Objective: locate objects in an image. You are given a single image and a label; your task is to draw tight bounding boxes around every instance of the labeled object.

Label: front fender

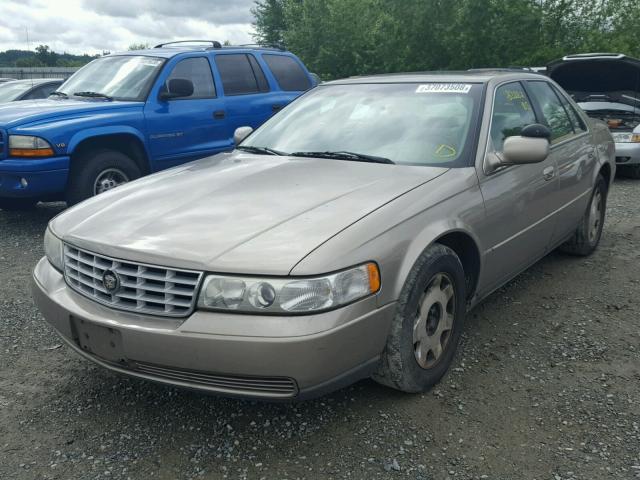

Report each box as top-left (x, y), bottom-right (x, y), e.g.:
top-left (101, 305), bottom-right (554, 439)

top-left (290, 168), bottom-right (487, 307)
top-left (67, 126), bottom-right (148, 155)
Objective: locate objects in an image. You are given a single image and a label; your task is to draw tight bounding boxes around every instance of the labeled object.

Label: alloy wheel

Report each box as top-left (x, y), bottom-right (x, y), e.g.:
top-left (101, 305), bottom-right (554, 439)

top-left (93, 168), bottom-right (130, 195)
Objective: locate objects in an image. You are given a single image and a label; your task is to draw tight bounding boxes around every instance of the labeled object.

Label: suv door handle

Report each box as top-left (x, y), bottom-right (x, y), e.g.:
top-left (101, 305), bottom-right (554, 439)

top-left (272, 104), bottom-right (283, 112)
top-left (543, 166), bottom-right (555, 181)
top-left (213, 110), bottom-right (226, 119)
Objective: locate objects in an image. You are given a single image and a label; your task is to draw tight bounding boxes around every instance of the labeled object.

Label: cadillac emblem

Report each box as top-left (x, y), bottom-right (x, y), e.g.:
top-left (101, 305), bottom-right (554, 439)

top-left (102, 270), bottom-right (120, 293)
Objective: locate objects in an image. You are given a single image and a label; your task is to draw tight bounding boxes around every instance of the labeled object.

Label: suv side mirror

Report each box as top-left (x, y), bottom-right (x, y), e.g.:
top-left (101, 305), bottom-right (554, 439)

top-left (159, 78), bottom-right (194, 100)
top-left (234, 126), bottom-right (253, 145)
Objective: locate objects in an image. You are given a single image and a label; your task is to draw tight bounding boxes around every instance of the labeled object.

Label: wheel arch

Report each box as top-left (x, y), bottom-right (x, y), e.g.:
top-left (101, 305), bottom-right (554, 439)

top-left (433, 230), bottom-right (482, 301)
top-left (68, 128), bottom-right (150, 175)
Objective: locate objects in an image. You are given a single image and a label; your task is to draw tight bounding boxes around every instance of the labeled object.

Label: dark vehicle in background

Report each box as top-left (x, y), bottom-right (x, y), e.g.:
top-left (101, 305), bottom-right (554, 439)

top-left (548, 53), bottom-right (640, 178)
top-left (0, 79), bottom-right (64, 103)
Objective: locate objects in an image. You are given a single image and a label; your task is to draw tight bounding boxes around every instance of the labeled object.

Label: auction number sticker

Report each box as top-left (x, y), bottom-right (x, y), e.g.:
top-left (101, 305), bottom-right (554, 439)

top-left (416, 83), bottom-right (472, 94)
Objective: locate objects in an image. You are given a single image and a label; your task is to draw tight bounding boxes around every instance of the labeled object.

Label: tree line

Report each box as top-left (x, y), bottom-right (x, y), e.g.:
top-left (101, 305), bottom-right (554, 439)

top-left (0, 45), bottom-right (99, 68)
top-left (252, 0), bottom-right (640, 79)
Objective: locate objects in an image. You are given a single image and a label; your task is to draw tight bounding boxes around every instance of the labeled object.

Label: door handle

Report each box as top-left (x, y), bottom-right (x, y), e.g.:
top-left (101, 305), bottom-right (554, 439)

top-left (272, 104), bottom-right (283, 112)
top-left (543, 166), bottom-right (555, 181)
top-left (213, 110), bottom-right (226, 119)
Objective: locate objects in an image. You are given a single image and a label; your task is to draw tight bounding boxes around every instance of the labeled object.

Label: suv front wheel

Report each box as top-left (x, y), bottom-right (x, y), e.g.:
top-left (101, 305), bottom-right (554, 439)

top-left (66, 149), bottom-right (141, 206)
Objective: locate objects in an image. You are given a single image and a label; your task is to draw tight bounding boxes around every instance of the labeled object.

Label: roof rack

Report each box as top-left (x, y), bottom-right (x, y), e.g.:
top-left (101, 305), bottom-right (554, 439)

top-left (154, 40), bottom-right (222, 49)
top-left (234, 43), bottom-right (285, 51)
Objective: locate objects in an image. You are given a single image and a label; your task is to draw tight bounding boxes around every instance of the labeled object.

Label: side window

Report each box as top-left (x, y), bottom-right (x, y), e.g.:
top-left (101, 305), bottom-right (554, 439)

top-left (247, 55), bottom-right (270, 92)
top-left (490, 82), bottom-right (536, 151)
top-left (23, 83), bottom-right (58, 100)
top-left (166, 57), bottom-right (216, 99)
top-left (553, 85), bottom-right (587, 133)
top-left (215, 54), bottom-right (262, 95)
top-left (526, 81), bottom-right (575, 142)
top-left (262, 54), bottom-right (311, 91)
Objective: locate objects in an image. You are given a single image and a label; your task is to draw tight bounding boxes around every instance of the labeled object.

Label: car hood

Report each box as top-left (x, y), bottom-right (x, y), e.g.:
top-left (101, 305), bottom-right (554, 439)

top-left (547, 54), bottom-right (640, 106)
top-left (0, 98), bottom-right (142, 127)
top-left (51, 152), bottom-right (447, 275)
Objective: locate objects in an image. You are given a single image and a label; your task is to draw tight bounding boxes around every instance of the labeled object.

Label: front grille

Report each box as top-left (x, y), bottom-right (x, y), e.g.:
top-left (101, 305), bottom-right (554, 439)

top-left (134, 361), bottom-right (298, 397)
top-left (64, 245), bottom-right (202, 317)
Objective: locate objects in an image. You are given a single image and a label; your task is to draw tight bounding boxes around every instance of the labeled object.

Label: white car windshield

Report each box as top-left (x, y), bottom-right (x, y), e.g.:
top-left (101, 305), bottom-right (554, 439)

top-left (243, 82), bottom-right (483, 166)
top-left (58, 55), bottom-right (165, 101)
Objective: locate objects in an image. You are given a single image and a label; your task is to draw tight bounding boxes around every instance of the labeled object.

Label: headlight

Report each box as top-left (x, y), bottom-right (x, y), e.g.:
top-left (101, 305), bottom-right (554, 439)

top-left (9, 135), bottom-right (55, 157)
top-left (44, 227), bottom-right (64, 271)
top-left (198, 263), bottom-right (381, 314)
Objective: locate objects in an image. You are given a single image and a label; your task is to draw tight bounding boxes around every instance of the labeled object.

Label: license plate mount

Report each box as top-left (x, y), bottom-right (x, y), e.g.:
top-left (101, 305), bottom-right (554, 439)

top-left (71, 317), bottom-right (126, 364)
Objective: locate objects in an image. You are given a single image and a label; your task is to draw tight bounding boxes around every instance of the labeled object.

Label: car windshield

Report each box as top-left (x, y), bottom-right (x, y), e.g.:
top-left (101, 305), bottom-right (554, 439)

top-left (57, 55), bottom-right (165, 101)
top-left (0, 82), bottom-right (33, 103)
top-left (243, 82), bottom-right (483, 166)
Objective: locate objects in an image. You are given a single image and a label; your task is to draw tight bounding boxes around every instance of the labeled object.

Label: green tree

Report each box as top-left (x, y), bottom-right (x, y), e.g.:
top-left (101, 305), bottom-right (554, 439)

top-left (128, 43), bottom-right (150, 50)
top-left (252, 0), bottom-right (287, 47)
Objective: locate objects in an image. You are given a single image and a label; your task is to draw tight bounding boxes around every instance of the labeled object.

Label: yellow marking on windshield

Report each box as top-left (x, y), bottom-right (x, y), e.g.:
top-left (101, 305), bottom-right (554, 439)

top-left (434, 144), bottom-right (457, 158)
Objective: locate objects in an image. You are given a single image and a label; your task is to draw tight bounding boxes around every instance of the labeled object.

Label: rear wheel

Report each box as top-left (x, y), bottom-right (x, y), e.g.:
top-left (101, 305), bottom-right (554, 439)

top-left (373, 244), bottom-right (466, 393)
top-left (66, 149), bottom-right (141, 206)
top-left (0, 198), bottom-right (38, 211)
top-left (560, 174), bottom-right (607, 256)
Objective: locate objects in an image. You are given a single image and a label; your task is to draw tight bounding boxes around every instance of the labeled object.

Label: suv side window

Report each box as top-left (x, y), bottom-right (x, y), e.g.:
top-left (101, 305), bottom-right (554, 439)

top-left (526, 81), bottom-right (575, 143)
top-left (490, 82), bottom-right (536, 151)
top-left (215, 54), bottom-right (269, 95)
top-left (166, 57), bottom-right (216, 99)
top-left (262, 54), bottom-right (311, 91)
top-left (552, 85), bottom-right (587, 133)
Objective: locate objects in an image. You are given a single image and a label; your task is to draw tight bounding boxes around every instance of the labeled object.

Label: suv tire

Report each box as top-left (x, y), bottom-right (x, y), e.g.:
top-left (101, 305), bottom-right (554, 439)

top-left (373, 244), bottom-right (466, 393)
top-left (560, 174), bottom-right (607, 256)
top-left (66, 149), bottom-right (141, 206)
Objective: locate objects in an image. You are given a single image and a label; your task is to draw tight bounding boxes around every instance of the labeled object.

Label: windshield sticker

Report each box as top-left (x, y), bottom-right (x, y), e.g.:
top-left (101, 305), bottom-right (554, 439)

top-left (434, 144), bottom-right (457, 157)
top-left (416, 84), bottom-right (472, 94)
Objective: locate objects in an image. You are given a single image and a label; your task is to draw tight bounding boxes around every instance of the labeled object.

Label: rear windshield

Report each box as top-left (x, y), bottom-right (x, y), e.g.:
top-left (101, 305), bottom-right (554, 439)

top-left (244, 82), bottom-right (483, 167)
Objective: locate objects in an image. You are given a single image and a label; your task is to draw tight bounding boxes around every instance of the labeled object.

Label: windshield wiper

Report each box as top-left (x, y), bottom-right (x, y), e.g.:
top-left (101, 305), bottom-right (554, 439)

top-left (49, 91), bottom-right (68, 98)
top-left (73, 91), bottom-right (113, 101)
top-left (289, 150), bottom-right (395, 164)
top-left (236, 145), bottom-right (287, 156)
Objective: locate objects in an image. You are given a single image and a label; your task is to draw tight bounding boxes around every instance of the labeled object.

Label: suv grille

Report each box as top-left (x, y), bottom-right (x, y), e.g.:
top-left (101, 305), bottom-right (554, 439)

top-left (64, 245), bottom-right (202, 317)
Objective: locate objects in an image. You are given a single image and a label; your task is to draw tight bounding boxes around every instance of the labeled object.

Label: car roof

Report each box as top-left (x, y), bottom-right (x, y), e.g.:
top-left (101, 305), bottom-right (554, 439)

top-left (324, 70), bottom-right (546, 85)
top-left (115, 44), bottom-right (292, 59)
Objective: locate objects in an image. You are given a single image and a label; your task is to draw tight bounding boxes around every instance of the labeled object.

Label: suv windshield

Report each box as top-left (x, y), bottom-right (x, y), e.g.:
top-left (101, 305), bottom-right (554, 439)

top-left (243, 82), bottom-right (483, 166)
top-left (57, 55), bottom-right (165, 101)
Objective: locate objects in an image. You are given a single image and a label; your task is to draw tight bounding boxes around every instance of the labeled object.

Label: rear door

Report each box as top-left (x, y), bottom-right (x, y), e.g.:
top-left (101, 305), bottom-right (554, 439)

top-left (144, 56), bottom-right (228, 170)
top-left (524, 80), bottom-right (597, 244)
top-left (213, 53), bottom-right (275, 139)
top-left (477, 81), bottom-right (559, 291)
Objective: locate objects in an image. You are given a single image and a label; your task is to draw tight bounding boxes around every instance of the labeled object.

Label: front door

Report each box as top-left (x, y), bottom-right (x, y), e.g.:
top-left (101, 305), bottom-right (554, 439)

top-left (477, 81), bottom-right (559, 293)
top-left (144, 56), bottom-right (229, 171)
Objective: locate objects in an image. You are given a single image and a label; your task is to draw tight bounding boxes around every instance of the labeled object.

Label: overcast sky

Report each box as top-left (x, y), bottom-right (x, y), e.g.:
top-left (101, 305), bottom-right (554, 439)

top-left (0, 0), bottom-right (255, 55)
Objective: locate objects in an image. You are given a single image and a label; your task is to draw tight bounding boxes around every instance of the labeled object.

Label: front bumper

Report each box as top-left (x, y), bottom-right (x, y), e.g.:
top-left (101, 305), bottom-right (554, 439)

top-left (32, 257), bottom-right (395, 400)
top-left (615, 142), bottom-right (640, 165)
top-left (0, 156), bottom-right (69, 199)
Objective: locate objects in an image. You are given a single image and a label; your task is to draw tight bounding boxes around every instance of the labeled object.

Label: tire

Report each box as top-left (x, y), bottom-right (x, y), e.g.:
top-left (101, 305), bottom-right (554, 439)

top-left (0, 198), bottom-right (38, 211)
top-left (560, 174), bottom-right (607, 256)
top-left (373, 244), bottom-right (466, 393)
top-left (66, 149), bottom-right (141, 206)
top-left (617, 164), bottom-right (640, 179)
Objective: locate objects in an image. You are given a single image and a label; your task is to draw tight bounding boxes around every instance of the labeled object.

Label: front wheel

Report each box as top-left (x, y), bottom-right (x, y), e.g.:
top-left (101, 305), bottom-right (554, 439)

top-left (560, 174), bottom-right (607, 256)
top-left (373, 244), bottom-right (466, 393)
top-left (66, 149), bottom-right (141, 206)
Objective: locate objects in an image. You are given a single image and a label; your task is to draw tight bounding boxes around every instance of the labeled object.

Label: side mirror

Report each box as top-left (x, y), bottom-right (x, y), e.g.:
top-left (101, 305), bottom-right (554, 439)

top-left (159, 78), bottom-right (194, 100)
top-left (234, 126), bottom-right (254, 145)
top-left (486, 123), bottom-right (551, 172)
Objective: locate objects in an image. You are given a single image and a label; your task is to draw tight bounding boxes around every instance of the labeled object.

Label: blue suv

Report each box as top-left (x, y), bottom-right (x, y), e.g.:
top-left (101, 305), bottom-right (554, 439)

top-left (0, 41), bottom-right (315, 209)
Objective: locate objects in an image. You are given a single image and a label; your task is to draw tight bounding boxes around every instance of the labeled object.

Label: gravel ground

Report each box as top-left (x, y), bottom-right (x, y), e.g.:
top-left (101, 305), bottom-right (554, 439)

top-left (1, 179), bottom-right (639, 480)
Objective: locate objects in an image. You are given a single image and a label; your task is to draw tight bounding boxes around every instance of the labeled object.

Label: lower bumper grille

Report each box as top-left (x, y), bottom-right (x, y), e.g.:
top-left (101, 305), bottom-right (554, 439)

top-left (133, 361), bottom-right (298, 398)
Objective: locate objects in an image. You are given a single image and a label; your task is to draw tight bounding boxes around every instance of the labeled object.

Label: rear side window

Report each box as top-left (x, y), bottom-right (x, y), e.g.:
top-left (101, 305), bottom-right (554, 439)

top-left (263, 54), bottom-right (311, 91)
top-left (552, 85), bottom-right (587, 133)
top-left (490, 82), bottom-right (536, 151)
top-left (24, 83), bottom-right (59, 100)
top-left (166, 57), bottom-right (216, 99)
top-left (216, 54), bottom-right (269, 95)
top-left (526, 81), bottom-right (575, 143)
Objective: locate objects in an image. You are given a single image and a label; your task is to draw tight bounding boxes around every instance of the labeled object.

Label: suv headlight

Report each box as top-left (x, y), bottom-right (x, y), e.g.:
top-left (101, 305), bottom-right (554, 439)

top-left (198, 263), bottom-right (381, 314)
top-left (9, 135), bottom-right (55, 157)
top-left (44, 227), bottom-right (64, 271)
